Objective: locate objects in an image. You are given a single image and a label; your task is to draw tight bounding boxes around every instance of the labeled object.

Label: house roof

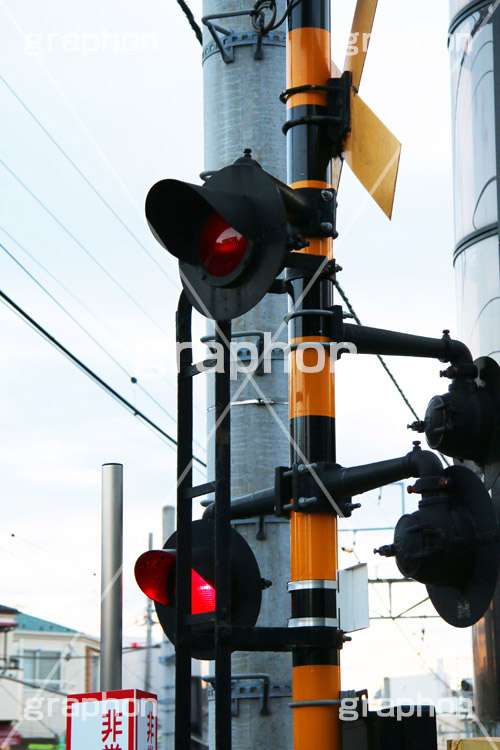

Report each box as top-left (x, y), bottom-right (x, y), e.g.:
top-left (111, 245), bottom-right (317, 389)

top-left (0, 605), bottom-right (19, 615)
top-left (16, 613), bottom-right (76, 633)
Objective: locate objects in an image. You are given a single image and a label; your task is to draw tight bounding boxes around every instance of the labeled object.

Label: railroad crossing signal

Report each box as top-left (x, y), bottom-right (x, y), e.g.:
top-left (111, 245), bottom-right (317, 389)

top-left (134, 519), bottom-right (264, 659)
top-left (146, 156), bottom-right (289, 320)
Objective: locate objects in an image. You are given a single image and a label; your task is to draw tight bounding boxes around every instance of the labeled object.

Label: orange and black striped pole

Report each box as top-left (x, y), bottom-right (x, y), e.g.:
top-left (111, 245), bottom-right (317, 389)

top-left (285, 2), bottom-right (341, 750)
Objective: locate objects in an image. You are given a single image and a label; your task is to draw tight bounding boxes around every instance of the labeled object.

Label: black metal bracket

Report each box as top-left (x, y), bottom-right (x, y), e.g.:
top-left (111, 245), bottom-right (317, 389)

top-left (187, 625), bottom-right (346, 653)
top-left (274, 462), bottom-right (359, 518)
top-left (280, 72), bottom-right (352, 159)
top-left (202, 4), bottom-right (281, 63)
top-left (285, 304), bottom-right (344, 342)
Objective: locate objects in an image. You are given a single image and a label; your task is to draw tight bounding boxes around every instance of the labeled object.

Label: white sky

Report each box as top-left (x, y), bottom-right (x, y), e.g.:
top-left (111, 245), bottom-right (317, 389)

top-left (0, 0), bottom-right (473, 697)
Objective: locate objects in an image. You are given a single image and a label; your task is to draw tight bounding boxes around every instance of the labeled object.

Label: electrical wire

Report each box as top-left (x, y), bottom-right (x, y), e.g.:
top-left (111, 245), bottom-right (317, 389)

top-left (175, 0), bottom-right (203, 44)
top-left (334, 279), bottom-right (420, 421)
top-left (0, 287), bottom-right (207, 468)
top-left (0, 157), bottom-right (172, 341)
top-left (0, 235), bottom-right (207, 457)
top-left (0, 73), bottom-right (180, 293)
top-left (335, 280), bottom-right (452, 467)
top-left (0, 223), bottom-right (207, 423)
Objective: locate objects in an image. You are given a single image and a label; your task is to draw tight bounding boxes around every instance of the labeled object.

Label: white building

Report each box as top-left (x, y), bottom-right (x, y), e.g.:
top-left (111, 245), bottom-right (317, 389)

top-left (0, 605), bottom-right (164, 749)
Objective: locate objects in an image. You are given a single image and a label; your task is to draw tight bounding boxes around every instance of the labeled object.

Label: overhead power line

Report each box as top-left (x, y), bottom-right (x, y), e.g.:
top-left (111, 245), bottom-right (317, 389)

top-left (0, 287), bottom-right (206, 468)
top-left (176, 0), bottom-right (203, 44)
top-left (335, 280), bottom-right (450, 466)
top-left (0, 235), bottom-right (206, 457)
top-left (0, 157), bottom-right (172, 341)
top-left (0, 73), bottom-right (180, 293)
top-left (334, 280), bottom-right (420, 420)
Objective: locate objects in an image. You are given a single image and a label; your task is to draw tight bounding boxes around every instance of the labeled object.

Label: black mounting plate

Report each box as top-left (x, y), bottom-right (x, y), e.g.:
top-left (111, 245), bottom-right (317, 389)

top-left (426, 465), bottom-right (500, 627)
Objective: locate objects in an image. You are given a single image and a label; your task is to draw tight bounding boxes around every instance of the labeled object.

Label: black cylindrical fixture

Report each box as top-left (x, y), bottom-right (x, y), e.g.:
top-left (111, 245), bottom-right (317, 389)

top-left (342, 323), bottom-right (473, 365)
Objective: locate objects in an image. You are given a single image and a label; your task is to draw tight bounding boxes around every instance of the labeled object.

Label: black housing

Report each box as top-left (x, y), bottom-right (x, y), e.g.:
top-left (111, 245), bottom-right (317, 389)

top-left (155, 519), bottom-right (263, 659)
top-left (423, 356), bottom-right (500, 489)
top-left (145, 162), bottom-right (288, 320)
top-left (391, 465), bottom-right (500, 627)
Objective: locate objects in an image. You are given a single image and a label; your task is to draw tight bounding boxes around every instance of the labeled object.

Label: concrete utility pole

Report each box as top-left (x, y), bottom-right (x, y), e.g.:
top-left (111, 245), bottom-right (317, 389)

top-left (100, 463), bottom-right (123, 692)
top-left (448, 0), bottom-right (500, 735)
top-left (202, 1), bottom-right (292, 747)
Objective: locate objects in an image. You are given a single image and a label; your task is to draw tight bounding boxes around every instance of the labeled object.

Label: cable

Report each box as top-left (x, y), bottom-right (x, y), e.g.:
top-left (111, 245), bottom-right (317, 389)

top-left (334, 280), bottom-right (420, 420)
top-left (254, 0), bottom-right (302, 33)
top-left (335, 280), bottom-right (452, 467)
top-left (0, 157), bottom-right (172, 341)
top-left (0, 235), bottom-right (206, 457)
top-left (0, 224), bottom-right (207, 426)
top-left (0, 287), bottom-right (206, 468)
top-left (176, 0), bottom-right (203, 44)
top-left (0, 673), bottom-right (67, 697)
top-left (0, 73), bottom-right (180, 293)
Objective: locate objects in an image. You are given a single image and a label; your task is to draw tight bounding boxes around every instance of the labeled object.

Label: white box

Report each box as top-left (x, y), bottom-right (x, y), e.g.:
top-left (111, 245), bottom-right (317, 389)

top-left (337, 563), bottom-right (369, 632)
top-left (66, 689), bottom-right (157, 750)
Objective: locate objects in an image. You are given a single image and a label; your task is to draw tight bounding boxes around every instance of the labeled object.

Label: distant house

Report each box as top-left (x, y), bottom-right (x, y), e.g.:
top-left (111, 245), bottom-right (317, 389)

top-left (5, 607), bottom-right (100, 749)
top-left (0, 605), bottom-right (204, 749)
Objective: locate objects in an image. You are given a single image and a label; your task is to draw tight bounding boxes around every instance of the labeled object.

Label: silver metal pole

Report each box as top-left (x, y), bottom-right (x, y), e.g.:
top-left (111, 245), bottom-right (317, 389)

top-left (100, 462), bottom-right (123, 692)
top-left (145, 531), bottom-right (154, 692)
top-left (449, 2), bottom-right (500, 732)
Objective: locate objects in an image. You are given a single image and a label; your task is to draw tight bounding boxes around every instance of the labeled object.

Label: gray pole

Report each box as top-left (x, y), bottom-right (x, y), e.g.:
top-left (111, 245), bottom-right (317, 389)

top-left (145, 531), bottom-right (154, 693)
top-left (448, 2), bottom-right (500, 733)
top-left (100, 463), bottom-right (123, 692)
top-left (202, 2), bottom-right (292, 747)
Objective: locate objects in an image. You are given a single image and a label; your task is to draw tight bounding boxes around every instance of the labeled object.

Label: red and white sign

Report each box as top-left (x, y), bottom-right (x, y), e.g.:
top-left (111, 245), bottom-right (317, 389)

top-left (66, 689), bottom-right (157, 750)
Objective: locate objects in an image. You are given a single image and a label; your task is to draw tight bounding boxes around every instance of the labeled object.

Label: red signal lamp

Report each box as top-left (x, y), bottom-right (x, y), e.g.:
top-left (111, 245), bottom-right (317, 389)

top-left (134, 519), bottom-right (264, 659)
top-left (145, 160), bottom-right (288, 320)
top-left (199, 213), bottom-right (248, 278)
top-left (134, 550), bottom-right (215, 614)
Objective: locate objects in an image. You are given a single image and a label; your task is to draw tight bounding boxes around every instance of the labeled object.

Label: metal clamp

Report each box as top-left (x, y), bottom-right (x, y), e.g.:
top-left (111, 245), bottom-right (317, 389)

top-left (288, 617), bottom-right (339, 628)
top-left (203, 29), bottom-right (285, 63)
top-left (281, 73), bottom-right (352, 158)
top-left (203, 673), bottom-right (290, 716)
top-left (290, 699), bottom-right (342, 708)
top-left (287, 580), bottom-right (337, 592)
top-left (202, 330), bottom-right (267, 374)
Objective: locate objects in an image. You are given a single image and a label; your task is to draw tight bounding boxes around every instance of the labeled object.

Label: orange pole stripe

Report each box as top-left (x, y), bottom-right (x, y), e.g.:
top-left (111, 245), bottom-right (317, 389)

top-left (291, 180), bottom-right (332, 190)
top-left (289, 348), bottom-right (335, 419)
top-left (292, 665), bottom-right (341, 750)
top-left (287, 28), bottom-right (331, 108)
top-left (291, 511), bottom-right (338, 580)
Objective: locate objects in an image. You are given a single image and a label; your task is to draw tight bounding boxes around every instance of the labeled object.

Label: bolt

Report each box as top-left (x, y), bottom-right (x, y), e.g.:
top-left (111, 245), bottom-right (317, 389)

top-left (374, 544), bottom-right (396, 557)
top-left (407, 485), bottom-right (417, 494)
top-left (321, 189), bottom-right (334, 201)
top-left (320, 222), bottom-right (333, 234)
top-left (440, 478), bottom-right (451, 489)
top-left (244, 148), bottom-right (252, 157)
top-left (131, 376), bottom-right (137, 384)
top-left (443, 329), bottom-right (450, 337)
top-left (334, 264), bottom-right (343, 273)
top-left (413, 440), bottom-right (421, 449)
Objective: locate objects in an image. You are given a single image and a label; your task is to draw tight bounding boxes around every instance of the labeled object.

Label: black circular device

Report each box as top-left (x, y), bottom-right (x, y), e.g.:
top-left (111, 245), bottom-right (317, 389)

top-left (145, 162), bottom-right (288, 321)
top-left (425, 465), bottom-right (500, 627)
top-left (154, 519), bottom-right (263, 659)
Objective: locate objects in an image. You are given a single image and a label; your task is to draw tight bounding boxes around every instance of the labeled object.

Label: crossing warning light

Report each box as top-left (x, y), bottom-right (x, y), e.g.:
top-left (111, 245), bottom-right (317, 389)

top-left (145, 156), bottom-right (288, 320)
top-left (134, 520), bottom-right (264, 658)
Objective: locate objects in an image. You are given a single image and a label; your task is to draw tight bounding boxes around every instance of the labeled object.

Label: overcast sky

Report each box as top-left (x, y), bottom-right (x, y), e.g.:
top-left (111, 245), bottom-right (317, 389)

top-left (0, 0), bottom-right (472, 696)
